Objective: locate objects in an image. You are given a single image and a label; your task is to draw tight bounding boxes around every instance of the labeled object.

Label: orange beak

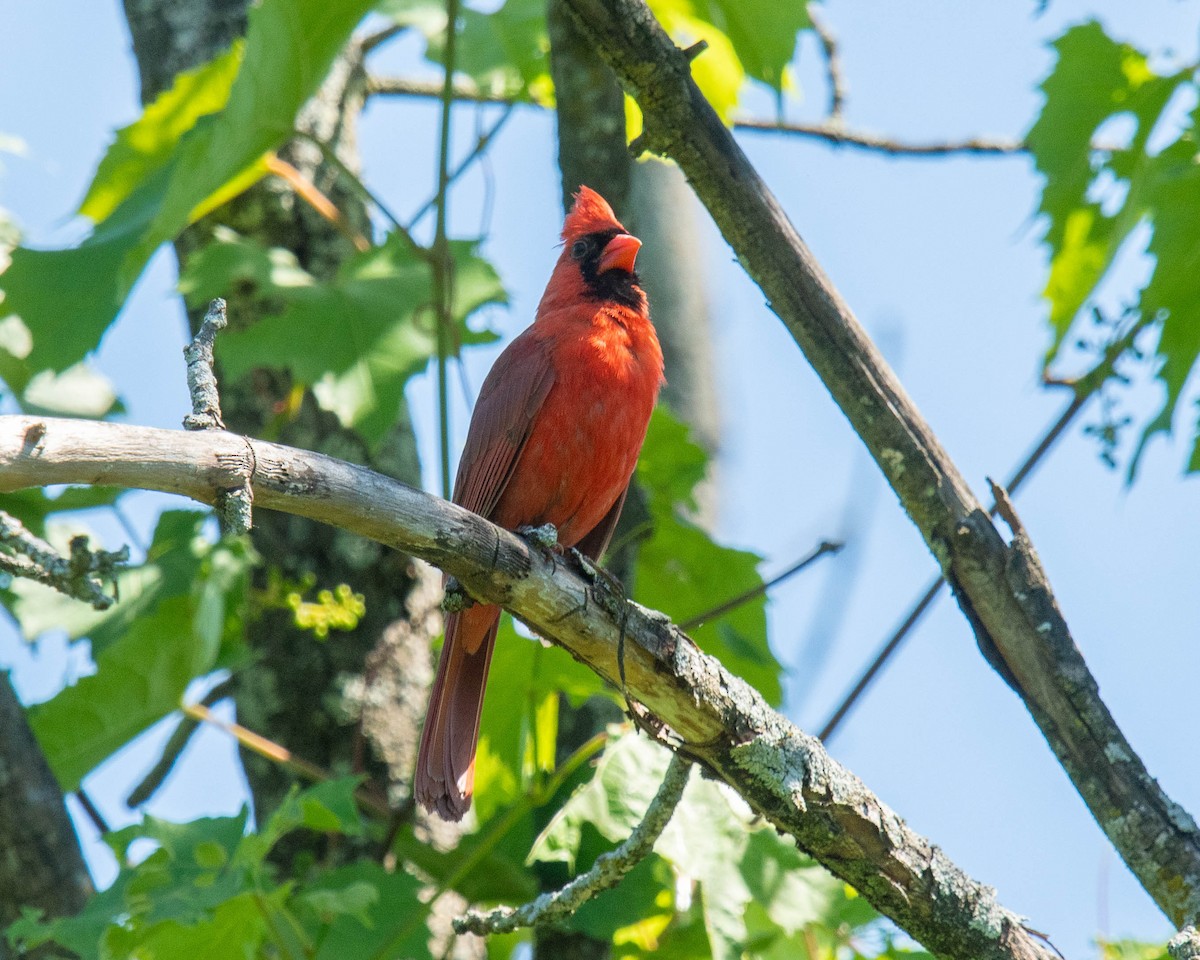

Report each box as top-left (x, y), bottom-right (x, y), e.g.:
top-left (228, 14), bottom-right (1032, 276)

top-left (597, 233), bottom-right (641, 274)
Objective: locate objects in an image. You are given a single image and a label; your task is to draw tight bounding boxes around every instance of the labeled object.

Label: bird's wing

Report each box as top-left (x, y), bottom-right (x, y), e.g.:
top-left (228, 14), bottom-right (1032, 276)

top-left (453, 328), bottom-right (556, 520)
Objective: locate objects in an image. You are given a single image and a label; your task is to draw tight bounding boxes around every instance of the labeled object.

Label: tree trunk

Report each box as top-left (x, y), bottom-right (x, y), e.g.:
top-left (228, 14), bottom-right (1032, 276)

top-left (120, 0), bottom-right (432, 844)
top-left (0, 673), bottom-right (91, 959)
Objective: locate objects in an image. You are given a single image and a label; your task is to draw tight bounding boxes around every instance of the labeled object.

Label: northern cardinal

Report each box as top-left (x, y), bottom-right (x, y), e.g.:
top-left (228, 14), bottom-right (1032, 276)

top-left (415, 186), bottom-right (664, 820)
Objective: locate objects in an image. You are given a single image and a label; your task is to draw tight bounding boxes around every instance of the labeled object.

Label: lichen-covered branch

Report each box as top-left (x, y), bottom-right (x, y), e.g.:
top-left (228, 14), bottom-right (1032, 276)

top-left (0, 508), bottom-right (125, 609)
top-left (455, 753), bottom-right (692, 935)
top-left (0, 414), bottom-right (1059, 959)
top-left (558, 0), bottom-right (1200, 928)
top-left (182, 298), bottom-right (228, 432)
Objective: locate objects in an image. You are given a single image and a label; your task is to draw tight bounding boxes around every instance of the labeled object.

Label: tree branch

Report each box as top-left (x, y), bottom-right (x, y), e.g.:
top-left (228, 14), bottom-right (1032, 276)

top-left (0, 414), bottom-right (1057, 959)
top-left (455, 753), bottom-right (692, 935)
top-left (0, 508), bottom-right (126, 609)
top-left (365, 74), bottom-right (1026, 157)
top-left (559, 0), bottom-right (1200, 929)
top-left (807, 4), bottom-right (846, 121)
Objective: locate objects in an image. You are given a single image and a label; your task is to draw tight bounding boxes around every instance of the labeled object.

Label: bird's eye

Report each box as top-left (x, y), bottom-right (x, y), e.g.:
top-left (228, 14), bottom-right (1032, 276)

top-left (570, 239), bottom-right (589, 260)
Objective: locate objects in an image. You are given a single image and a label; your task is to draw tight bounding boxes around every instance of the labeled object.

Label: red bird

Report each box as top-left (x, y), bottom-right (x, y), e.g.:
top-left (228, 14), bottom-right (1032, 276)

top-left (415, 186), bottom-right (664, 821)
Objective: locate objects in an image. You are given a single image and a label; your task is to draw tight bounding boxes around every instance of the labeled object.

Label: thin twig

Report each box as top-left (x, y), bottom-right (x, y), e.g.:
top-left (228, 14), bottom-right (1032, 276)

top-left (368, 74), bottom-right (517, 104)
top-left (182, 702), bottom-right (394, 820)
top-left (125, 678), bottom-right (235, 808)
top-left (807, 5), bottom-right (846, 120)
top-left (679, 539), bottom-right (841, 630)
top-left (406, 104), bottom-right (517, 231)
top-left (454, 753), bottom-right (692, 935)
top-left (75, 788), bottom-right (110, 836)
top-left (366, 74), bottom-right (1026, 156)
top-left (818, 320), bottom-right (1144, 742)
top-left (0, 509), bottom-right (125, 609)
top-left (265, 154), bottom-right (371, 252)
top-left (733, 119), bottom-right (1024, 155)
top-left (294, 131), bottom-right (428, 258)
top-left (359, 23), bottom-right (406, 56)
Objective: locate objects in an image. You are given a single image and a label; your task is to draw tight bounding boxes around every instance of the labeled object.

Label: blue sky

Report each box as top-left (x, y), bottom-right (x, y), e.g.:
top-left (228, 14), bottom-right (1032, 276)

top-left (3, 1), bottom-right (1200, 957)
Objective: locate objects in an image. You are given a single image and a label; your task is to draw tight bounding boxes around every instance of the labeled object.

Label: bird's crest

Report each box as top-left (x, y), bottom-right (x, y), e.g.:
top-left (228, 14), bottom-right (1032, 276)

top-left (563, 185), bottom-right (625, 240)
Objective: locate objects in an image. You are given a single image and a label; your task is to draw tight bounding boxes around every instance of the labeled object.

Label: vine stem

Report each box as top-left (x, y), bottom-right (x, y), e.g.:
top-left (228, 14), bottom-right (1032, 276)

top-left (432, 0), bottom-right (462, 499)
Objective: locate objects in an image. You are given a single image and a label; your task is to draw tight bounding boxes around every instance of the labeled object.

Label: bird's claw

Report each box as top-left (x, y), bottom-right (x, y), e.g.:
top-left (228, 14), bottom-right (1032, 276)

top-left (518, 523), bottom-right (560, 551)
top-left (441, 576), bottom-right (475, 613)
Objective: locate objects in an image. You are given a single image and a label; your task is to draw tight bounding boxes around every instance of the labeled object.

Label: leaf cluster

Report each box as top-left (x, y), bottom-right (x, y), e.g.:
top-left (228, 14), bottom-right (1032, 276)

top-left (1030, 20), bottom-right (1200, 474)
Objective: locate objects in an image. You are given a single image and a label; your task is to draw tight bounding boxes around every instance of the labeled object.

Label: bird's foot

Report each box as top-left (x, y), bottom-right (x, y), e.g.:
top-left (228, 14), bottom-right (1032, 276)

top-left (441, 576), bottom-right (475, 613)
top-left (568, 548), bottom-right (625, 619)
top-left (518, 522), bottom-right (561, 551)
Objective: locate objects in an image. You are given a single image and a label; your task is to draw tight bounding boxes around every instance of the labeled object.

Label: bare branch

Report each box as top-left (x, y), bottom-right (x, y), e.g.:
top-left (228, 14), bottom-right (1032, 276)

top-left (0, 414), bottom-right (1060, 959)
top-left (125, 678), bottom-right (235, 808)
top-left (0, 508), bottom-right (125, 609)
top-left (733, 118), bottom-right (1025, 155)
top-left (455, 753), bottom-right (692, 935)
top-left (559, 0), bottom-right (1200, 929)
top-left (366, 74), bottom-right (1026, 157)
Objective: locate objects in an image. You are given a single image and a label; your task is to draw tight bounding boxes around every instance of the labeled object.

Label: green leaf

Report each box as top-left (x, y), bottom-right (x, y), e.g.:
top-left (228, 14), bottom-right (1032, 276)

top-left (1130, 129), bottom-right (1200, 474)
top-left (195, 231), bottom-right (504, 448)
top-left (79, 44), bottom-right (244, 223)
top-left (303, 863), bottom-right (429, 960)
top-left (300, 882), bottom-right (378, 926)
top-left (458, 0), bottom-right (553, 102)
top-left (693, 0), bottom-right (809, 93)
top-left (18, 511), bottom-right (253, 789)
top-left (1098, 939), bottom-right (1170, 960)
top-left (28, 595), bottom-right (208, 790)
top-left (635, 408), bottom-right (782, 704)
top-left (254, 777), bottom-right (366, 856)
top-left (647, 0), bottom-right (745, 122)
top-left (387, 0), bottom-right (553, 104)
top-left (532, 730), bottom-right (846, 960)
top-left (119, 892), bottom-right (272, 960)
top-left (12, 510), bottom-right (212, 653)
top-left (473, 615), bottom-right (608, 822)
top-left (9, 794), bottom-right (408, 960)
top-left (0, 486), bottom-right (123, 539)
top-left (1027, 21), bottom-right (1184, 356)
top-left (0, 0), bottom-right (377, 373)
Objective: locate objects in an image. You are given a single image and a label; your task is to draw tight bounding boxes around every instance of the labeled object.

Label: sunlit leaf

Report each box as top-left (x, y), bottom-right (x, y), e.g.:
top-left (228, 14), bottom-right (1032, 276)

top-left (647, 0), bottom-right (744, 122)
top-left (1131, 128), bottom-right (1200, 474)
top-left (0, 0), bottom-right (377, 372)
top-left (1027, 20), bottom-right (1184, 355)
top-left (691, 0), bottom-right (809, 93)
top-left (79, 45), bottom-right (244, 223)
